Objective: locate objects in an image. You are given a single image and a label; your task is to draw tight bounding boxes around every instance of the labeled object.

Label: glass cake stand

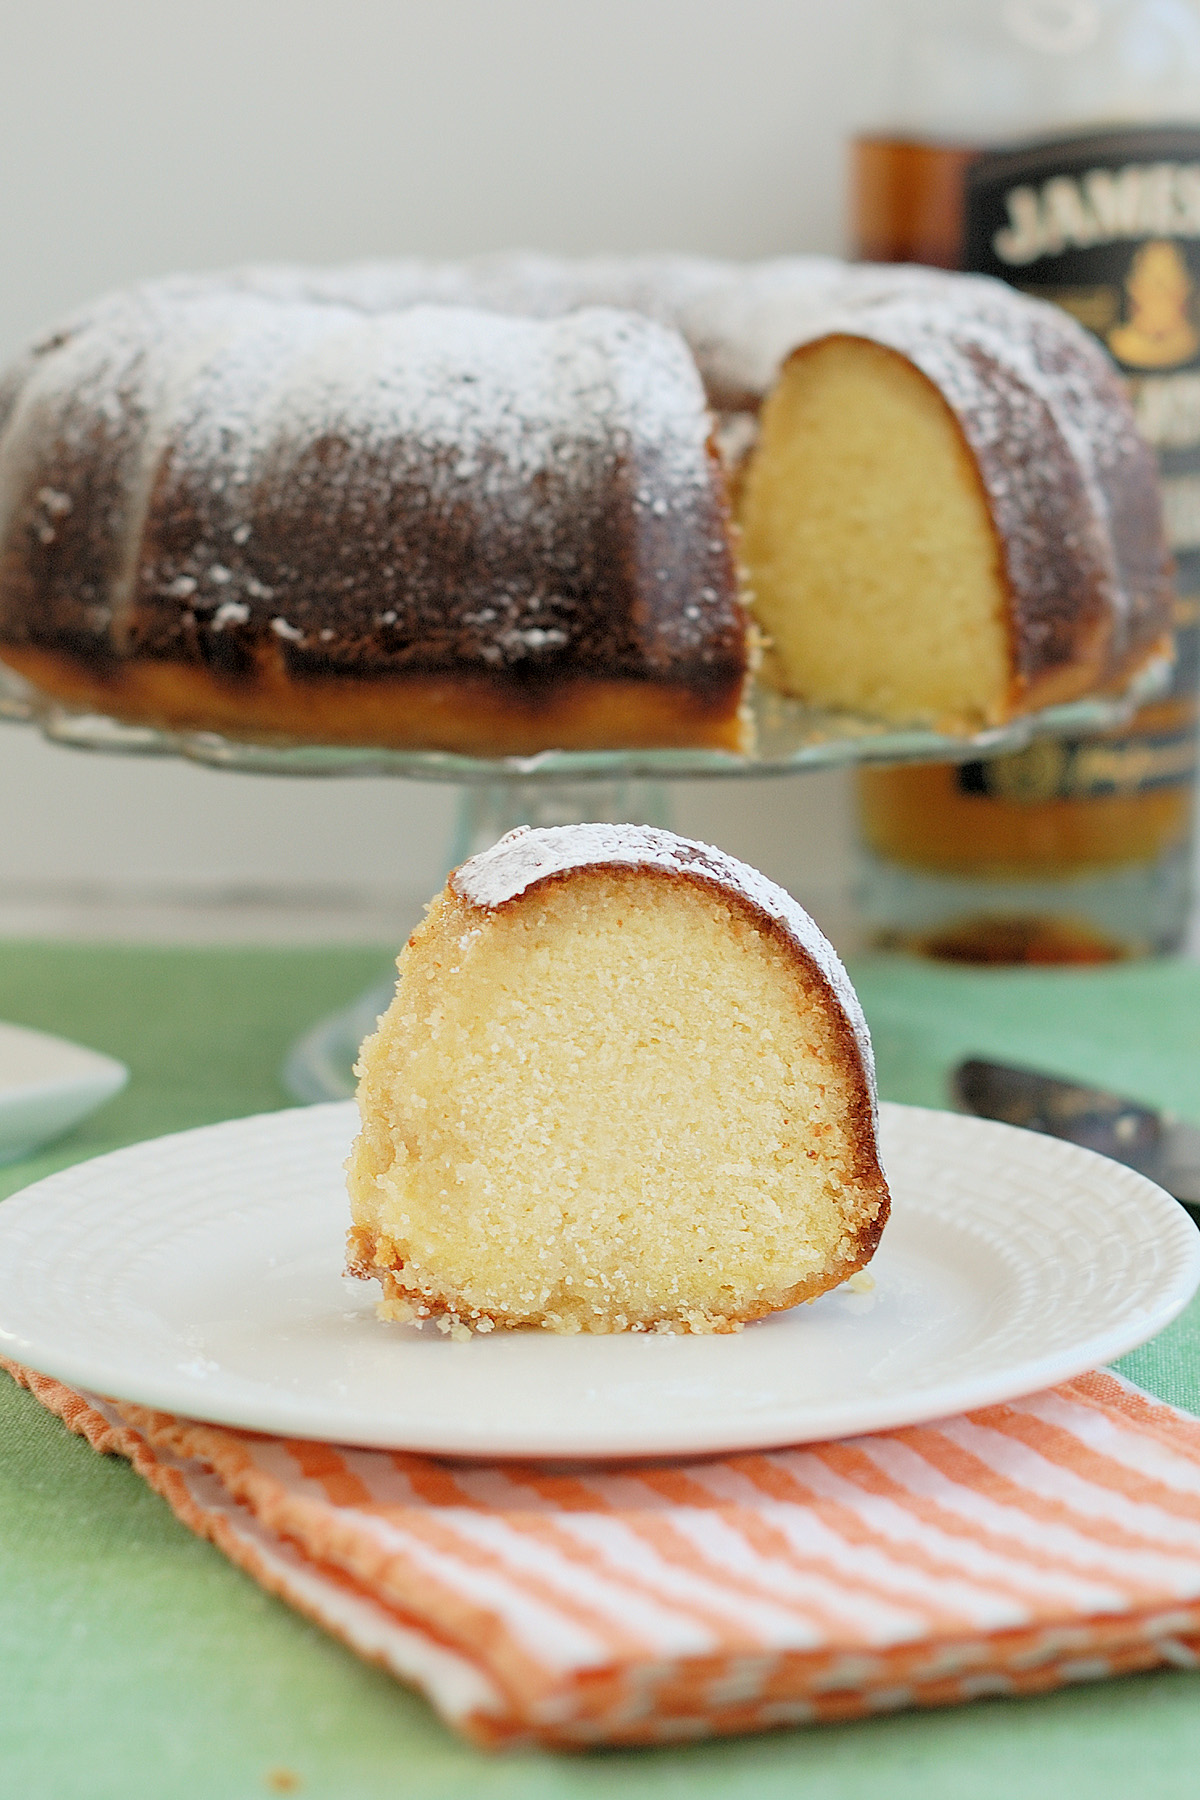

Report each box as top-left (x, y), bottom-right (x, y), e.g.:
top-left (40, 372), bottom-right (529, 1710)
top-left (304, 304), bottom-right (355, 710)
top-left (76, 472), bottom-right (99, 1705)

top-left (0, 657), bottom-right (1170, 1099)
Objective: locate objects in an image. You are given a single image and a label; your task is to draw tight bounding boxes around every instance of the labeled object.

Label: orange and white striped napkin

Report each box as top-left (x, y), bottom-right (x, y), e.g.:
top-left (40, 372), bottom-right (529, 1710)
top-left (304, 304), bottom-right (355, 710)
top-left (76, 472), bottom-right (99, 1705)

top-left (7, 1359), bottom-right (1200, 1748)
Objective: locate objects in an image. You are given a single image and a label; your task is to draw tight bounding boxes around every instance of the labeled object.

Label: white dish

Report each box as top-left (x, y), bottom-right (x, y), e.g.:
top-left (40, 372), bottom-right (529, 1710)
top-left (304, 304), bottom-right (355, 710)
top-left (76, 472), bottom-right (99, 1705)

top-left (0, 1100), bottom-right (1196, 1459)
top-left (0, 1021), bottom-right (128, 1166)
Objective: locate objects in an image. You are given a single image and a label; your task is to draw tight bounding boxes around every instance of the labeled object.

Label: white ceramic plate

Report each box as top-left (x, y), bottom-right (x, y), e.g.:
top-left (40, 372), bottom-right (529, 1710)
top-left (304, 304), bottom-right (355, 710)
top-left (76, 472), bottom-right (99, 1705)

top-left (0, 1021), bottom-right (128, 1166)
top-left (0, 1100), bottom-right (1196, 1458)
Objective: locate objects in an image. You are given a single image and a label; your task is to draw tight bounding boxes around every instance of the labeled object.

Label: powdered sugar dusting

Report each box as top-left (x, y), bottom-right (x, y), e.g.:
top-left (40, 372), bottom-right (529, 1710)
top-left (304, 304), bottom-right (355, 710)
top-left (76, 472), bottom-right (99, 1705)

top-left (451, 823), bottom-right (876, 1108)
top-left (177, 257), bottom-right (1172, 670)
top-left (0, 286), bottom-right (740, 683)
top-left (0, 252), bottom-right (1166, 700)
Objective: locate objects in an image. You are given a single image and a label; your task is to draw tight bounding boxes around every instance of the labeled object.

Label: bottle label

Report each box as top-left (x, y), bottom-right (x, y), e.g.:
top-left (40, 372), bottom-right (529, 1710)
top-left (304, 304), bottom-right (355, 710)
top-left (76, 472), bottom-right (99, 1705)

top-left (965, 126), bottom-right (1200, 528)
top-left (955, 711), bottom-right (1197, 803)
top-left (962, 127), bottom-right (1200, 804)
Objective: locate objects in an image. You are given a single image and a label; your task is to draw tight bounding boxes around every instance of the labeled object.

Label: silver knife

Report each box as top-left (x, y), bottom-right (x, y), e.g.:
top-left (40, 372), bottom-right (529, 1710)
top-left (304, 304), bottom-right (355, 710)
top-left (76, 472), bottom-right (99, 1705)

top-left (952, 1057), bottom-right (1200, 1216)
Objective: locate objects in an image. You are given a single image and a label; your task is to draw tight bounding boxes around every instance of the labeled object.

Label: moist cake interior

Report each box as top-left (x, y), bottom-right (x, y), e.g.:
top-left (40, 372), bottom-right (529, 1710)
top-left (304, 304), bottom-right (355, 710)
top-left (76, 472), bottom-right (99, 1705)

top-left (738, 333), bottom-right (1014, 728)
top-left (347, 867), bottom-right (881, 1334)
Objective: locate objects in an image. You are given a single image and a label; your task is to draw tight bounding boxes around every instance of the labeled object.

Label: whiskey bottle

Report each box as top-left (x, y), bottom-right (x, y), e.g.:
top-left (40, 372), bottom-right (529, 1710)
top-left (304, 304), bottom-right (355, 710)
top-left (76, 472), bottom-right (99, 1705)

top-left (852, 0), bottom-right (1200, 960)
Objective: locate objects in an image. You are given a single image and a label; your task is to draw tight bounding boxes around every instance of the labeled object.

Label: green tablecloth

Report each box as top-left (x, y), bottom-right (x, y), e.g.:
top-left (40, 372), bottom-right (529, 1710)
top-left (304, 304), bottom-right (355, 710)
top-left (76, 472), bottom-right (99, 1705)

top-left (2, 943), bottom-right (1200, 1798)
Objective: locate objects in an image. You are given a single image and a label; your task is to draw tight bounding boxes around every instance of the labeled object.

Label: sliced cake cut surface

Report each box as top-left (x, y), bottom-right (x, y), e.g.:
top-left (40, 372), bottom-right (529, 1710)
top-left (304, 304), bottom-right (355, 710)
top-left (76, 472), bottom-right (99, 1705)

top-left (736, 276), bottom-right (1171, 729)
top-left (346, 824), bottom-right (890, 1336)
top-left (739, 335), bottom-right (1015, 727)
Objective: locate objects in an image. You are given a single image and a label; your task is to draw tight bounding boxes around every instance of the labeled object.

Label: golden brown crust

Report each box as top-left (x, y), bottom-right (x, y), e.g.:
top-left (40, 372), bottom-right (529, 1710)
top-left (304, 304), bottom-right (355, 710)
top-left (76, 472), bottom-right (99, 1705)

top-left (345, 1219), bottom-right (884, 1334)
top-left (0, 643), bottom-right (750, 755)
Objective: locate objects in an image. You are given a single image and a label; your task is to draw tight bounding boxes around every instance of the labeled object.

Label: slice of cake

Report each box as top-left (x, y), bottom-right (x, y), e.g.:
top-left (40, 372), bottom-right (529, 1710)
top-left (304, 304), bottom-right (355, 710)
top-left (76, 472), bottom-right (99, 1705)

top-left (346, 825), bottom-right (889, 1335)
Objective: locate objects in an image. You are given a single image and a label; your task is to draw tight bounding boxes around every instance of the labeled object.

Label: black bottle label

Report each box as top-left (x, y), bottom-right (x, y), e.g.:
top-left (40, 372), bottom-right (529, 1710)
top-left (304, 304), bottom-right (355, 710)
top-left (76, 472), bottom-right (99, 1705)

top-left (965, 126), bottom-right (1200, 496)
top-left (965, 126), bottom-right (1200, 367)
top-left (963, 125), bottom-right (1200, 800)
top-left (954, 701), bottom-right (1198, 802)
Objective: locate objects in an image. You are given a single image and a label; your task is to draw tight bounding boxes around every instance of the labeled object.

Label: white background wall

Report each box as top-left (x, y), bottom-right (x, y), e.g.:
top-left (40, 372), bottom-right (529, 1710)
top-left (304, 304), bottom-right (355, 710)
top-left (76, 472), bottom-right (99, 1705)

top-left (0, 0), bottom-right (867, 940)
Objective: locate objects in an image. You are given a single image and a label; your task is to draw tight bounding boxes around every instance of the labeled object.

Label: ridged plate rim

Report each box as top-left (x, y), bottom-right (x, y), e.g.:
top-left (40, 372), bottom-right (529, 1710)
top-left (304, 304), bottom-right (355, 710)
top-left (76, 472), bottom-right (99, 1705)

top-left (0, 1100), bottom-right (1196, 1458)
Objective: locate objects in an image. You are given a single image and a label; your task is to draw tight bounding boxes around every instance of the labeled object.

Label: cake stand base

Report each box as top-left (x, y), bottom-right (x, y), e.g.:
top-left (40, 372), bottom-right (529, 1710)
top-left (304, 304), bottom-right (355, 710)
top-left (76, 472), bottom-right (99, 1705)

top-left (0, 655), bottom-right (1171, 1099)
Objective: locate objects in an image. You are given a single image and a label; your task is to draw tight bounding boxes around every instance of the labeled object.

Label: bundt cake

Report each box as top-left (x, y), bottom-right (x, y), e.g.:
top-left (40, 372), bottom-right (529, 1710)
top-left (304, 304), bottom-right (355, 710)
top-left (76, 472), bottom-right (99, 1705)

top-left (345, 824), bottom-right (890, 1336)
top-left (0, 255), bottom-right (1172, 752)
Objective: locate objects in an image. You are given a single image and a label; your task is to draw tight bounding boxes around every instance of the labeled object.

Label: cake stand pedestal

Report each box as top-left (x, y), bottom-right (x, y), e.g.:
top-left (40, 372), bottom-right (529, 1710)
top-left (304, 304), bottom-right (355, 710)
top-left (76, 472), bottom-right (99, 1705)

top-left (0, 661), bottom-right (1169, 1100)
